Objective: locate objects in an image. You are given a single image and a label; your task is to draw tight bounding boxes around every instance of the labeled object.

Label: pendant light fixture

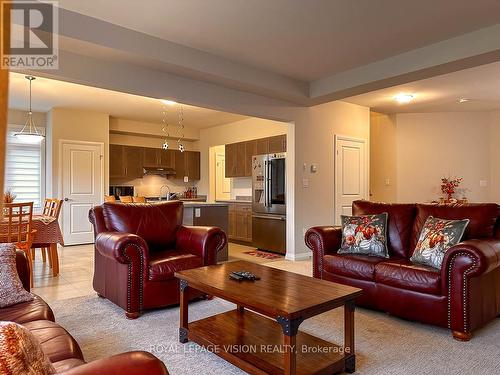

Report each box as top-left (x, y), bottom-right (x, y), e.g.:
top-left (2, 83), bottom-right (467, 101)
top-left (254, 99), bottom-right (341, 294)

top-left (14, 76), bottom-right (45, 143)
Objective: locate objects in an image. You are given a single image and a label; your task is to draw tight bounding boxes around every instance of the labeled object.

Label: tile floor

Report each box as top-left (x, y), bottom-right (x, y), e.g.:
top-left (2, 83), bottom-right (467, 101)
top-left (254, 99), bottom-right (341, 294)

top-left (31, 243), bottom-right (312, 304)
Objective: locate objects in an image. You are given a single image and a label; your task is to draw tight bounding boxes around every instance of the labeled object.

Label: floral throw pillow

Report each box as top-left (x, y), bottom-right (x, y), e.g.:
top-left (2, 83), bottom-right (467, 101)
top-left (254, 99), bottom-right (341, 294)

top-left (338, 213), bottom-right (389, 258)
top-left (411, 216), bottom-right (469, 269)
top-left (0, 243), bottom-right (34, 308)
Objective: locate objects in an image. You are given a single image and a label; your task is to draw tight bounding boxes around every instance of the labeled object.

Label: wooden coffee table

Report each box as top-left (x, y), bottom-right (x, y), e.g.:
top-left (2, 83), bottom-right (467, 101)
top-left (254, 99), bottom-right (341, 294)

top-left (175, 261), bottom-right (362, 375)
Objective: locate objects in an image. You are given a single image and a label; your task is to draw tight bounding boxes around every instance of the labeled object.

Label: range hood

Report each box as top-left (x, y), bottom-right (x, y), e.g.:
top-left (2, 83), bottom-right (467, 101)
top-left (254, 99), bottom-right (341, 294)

top-left (143, 166), bottom-right (176, 176)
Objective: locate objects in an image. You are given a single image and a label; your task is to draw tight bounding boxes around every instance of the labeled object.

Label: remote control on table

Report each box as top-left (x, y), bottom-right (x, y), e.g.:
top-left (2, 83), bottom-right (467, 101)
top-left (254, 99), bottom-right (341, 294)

top-left (229, 272), bottom-right (244, 281)
top-left (233, 271), bottom-right (260, 281)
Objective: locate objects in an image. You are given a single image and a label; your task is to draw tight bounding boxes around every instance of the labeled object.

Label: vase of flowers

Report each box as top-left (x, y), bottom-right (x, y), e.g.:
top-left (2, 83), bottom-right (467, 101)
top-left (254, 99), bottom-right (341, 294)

top-left (440, 177), bottom-right (462, 202)
top-left (3, 190), bottom-right (16, 203)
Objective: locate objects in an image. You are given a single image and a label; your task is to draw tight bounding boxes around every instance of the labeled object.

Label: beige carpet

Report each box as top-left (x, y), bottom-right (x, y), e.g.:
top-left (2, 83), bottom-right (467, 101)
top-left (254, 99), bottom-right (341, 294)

top-left (51, 295), bottom-right (500, 374)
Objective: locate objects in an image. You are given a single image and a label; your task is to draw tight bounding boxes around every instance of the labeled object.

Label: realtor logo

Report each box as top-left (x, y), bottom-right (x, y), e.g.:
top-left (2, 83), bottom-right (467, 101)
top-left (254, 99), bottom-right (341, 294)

top-left (1, 0), bottom-right (59, 69)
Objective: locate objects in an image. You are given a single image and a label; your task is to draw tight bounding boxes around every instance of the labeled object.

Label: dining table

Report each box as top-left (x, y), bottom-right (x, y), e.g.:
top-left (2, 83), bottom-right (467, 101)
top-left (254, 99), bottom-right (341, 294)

top-left (30, 214), bottom-right (64, 277)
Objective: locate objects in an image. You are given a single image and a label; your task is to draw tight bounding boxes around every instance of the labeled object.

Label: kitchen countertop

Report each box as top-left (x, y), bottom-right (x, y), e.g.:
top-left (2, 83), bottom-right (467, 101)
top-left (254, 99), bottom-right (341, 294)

top-left (183, 201), bottom-right (229, 207)
top-left (215, 199), bottom-right (252, 204)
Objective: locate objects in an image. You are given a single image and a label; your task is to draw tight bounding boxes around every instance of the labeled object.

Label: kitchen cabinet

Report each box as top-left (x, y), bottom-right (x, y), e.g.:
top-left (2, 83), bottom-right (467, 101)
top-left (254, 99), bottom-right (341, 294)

top-left (109, 145), bottom-right (143, 179)
top-left (227, 202), bottom-right (252, 243)
top-left (174, 150), bottom-right (200, 181)
top-left (110, 144), bottom-right (201, 181)
top-left (224, 135), bottom-right (286, 178)
top-left (268, 134), bottom-right (286, 153)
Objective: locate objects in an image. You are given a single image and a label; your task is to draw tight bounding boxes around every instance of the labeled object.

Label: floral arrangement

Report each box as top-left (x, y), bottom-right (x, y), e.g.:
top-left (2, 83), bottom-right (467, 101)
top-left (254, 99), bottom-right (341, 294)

top-left (3, 190), bottom-right (16, 203)
top-left (440, 177), bottom-right (462, 201)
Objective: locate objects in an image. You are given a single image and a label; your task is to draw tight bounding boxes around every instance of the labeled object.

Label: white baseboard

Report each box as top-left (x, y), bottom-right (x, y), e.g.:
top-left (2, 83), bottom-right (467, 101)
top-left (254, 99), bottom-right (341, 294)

top-left (285, 251), bottom-right (311, 261)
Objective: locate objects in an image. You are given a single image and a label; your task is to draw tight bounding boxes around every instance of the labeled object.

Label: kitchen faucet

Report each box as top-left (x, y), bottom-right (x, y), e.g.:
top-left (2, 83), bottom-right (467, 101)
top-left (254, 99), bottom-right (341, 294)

top-left (159, 185), bottom-right (171, 201)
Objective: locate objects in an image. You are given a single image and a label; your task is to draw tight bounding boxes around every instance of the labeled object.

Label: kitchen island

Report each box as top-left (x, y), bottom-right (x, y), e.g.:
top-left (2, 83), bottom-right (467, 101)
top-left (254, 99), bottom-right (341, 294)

top-left (182, 201), bottom-right (229, 262)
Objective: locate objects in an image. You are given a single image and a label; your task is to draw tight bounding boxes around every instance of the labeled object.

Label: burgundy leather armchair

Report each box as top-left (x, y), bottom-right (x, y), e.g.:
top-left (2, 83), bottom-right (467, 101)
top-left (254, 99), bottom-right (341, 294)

top-left (89, 201), bottom-right (227, 318)
top-left (2, 251), bottom-right (169, 374)
top-left (305, 201), bottom-right (500, 341)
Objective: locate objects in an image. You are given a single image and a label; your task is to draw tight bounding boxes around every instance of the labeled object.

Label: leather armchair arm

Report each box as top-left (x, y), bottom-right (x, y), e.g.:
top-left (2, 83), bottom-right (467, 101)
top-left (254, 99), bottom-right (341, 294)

top-left (57, 351), bottom-right (169, 375)
top-left (95, 232), bottom-right (149, 265)
top-left (176, 225), bottom-right (227, 265)
top-left (15, 250), bottom-right (30, 292)
top-left (305, 226), bottom-right (343, 279)
top-left (442, 239), bottom-right (500, 333)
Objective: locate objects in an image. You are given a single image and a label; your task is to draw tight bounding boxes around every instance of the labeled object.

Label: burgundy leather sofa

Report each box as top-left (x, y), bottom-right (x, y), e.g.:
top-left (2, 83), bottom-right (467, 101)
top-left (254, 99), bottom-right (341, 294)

top-left (0, 251), bottom-right (168, 374)
top-left (305, 200), bottom-right (500, 341)
top-left (89, 201), bottom-right (227, 319)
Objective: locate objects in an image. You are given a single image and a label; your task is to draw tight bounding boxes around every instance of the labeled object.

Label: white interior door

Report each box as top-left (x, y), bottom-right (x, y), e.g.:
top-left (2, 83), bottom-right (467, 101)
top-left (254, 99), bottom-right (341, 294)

top-left (215, 153), bottom-right (230, 201)
top-left (334, 135), bottom-right (368, 225)
top-left (61, 141), bottom-right (103, 245)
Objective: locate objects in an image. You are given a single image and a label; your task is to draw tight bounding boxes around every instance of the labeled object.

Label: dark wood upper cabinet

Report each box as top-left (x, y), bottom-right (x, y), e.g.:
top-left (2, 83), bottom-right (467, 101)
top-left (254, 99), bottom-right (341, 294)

top-left (159, 149), bottom-right (175, 169)
top-left (174, 150), bottom-right (186, 179)
top-left (110, 144), bottom-right (125, 178)
top-left (143, 148), bottom-right (160, 167)
top-left (225, 135), bottom-right (286, 178)
top-left (123, 146), bottom-right (144, 179)
top-left (245, 140), bottom-right (257, 177)
top-left (256, 138), bottom-right (269, 155)
top-left (185, 151), bottom-right (200, 180)
top-left (268, 134), bottom-right (286, 153)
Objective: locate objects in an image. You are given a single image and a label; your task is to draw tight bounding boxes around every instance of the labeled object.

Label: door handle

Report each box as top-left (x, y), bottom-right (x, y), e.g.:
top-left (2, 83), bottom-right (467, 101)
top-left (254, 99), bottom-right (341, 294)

top-left (252, 214), bottom-right (286, 221)
top-left (64, 198), bottom-right (71, 202)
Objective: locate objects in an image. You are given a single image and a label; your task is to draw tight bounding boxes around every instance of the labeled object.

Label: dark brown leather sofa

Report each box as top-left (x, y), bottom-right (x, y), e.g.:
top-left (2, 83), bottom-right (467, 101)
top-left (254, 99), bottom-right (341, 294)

top-left (305, 201), bottom-right (500, 341)
top-left (0, 251), bottom-right (168, 374)
top-left (89, 201), bottom-right (227, 318)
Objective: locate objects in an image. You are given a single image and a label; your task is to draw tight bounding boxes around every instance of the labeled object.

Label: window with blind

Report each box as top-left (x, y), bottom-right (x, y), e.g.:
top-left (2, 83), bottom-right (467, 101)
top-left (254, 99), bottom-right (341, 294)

top-left (5, 125), bottom-right (45, 208)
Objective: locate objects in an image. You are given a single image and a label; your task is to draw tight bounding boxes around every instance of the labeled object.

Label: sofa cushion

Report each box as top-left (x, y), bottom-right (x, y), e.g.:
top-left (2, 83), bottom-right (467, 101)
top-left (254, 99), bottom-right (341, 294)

top-left (23, 320), bottom-right (84, 363)
top-left (411, 216), bottom-right (469, 269)
top-left (353, 201), bottom-right (417, 258)
top-left (102, 201), bottom-right (183, 251)
top-left (0, 294), bottom-right (54, 324)
top-left (411, 203), bottom-right (499, 250)
top-left (52, 358), bottom-right (86, 372)
top-left (324, 254), bottom-right (387, 281)
top-left (338, 213), bottom-right (389, 258)
top-left (0, 243), bottom-right (34, 308)
top-left (0, 321), bottom-right (56, 375)
top-left (148, 250), bottom-right (203, 281)
top-left (375, 259), bottom-right (442, 295)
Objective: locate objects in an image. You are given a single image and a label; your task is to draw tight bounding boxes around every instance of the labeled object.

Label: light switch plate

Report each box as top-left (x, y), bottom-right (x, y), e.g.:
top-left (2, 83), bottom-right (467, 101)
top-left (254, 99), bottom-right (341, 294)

top-left (310, 163), bottom-right (318, 173)
top-left (184, 176), bottom-right (189, 183)
top-left (195, 208), bottom-right (201, 217)
top-left (479, 180), bottom-right (488, 187)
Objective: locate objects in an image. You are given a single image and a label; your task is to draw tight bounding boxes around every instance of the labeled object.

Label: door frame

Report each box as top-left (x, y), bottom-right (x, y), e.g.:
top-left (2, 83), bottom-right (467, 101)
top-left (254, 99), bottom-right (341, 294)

top-left (334, 134), bottom-right (369, 225)
top-left (58, 139), bottom-right (105, 241)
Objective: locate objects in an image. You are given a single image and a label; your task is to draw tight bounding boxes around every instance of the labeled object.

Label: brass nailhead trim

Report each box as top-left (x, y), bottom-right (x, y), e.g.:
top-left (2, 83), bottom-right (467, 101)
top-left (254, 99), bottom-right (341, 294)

top-left (447, 252), bottom-right (477, 332)
top-left (122, 243), bottom-right (144, 314)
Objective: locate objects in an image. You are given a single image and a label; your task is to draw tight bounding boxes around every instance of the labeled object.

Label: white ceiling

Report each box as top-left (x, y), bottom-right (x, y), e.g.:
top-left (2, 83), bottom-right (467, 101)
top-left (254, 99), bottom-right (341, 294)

top-left (58, 0), bottom-right (500, 81)
top-left (8, 72), bottom-right (248, 128)
top-left (345, 61), bottom-right (500, 113)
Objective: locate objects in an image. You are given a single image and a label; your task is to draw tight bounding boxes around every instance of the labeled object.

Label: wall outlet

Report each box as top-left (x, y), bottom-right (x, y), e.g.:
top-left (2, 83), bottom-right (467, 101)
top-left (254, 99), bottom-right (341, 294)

top-left (385, 178), bottom-right (391, 186)
top-left (310, 163), bottom-right (318, 173)
top-left (183, 176), bottom-right (189, 183)
top-left (479, 180), bottom-right (488, 187)
top-left (195, 208), bottom-right (201, 217)
top-left (302, 178), bottom-right (309, 188)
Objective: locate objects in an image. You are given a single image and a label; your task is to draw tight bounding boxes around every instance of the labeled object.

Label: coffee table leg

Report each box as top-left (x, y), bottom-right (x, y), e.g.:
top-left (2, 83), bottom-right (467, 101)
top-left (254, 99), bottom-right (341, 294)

top-left (179, 279), bottom-right (189, 343)
top-left (344, 300), bottom-right (355, 373)
top-left (277, 316), bottom-right (303, 375)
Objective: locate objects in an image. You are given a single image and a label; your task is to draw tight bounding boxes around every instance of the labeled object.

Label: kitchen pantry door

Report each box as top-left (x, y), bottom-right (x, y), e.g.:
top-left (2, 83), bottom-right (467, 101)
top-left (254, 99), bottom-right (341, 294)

top-left (334, 135), bottom-right (368, 225)
top-left (215, 152), bottom-right (230, 201)
top-left (61, 141), bottom-right (104, 245)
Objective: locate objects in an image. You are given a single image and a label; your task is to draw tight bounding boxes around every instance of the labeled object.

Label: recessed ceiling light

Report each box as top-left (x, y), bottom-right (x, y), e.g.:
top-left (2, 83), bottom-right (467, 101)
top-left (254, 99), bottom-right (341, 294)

top-left (394, 93), bottom-right (414, 104)
top-left (160, 99), bottom-right (177, 106)
top-left (459, 98), bottom-right (469, 103)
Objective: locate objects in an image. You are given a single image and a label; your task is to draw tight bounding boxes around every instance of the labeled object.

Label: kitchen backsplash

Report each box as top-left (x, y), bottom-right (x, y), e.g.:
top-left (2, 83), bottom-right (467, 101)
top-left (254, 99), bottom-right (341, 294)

top-left (112, 175), bottom-right (196, 197)
top-left (230, 177), bottom-right (252, 200)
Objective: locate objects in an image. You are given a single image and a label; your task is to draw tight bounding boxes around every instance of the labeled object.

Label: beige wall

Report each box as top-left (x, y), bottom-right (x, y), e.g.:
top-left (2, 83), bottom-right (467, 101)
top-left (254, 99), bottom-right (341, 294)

top-left (370, 111), bottom-right (495, 203)
top-left (46, 108), bottom-right (109, 198)
top-left (8, 109), bottom-right (47, 128)
top-left (109, 132), bottom-right (198, 151)
top-left (490, 111), bottom-right (500, 203)
top-left (370, 112), bottom-right (397, 202)
top-left (109, 117), bottom-right (200, 141)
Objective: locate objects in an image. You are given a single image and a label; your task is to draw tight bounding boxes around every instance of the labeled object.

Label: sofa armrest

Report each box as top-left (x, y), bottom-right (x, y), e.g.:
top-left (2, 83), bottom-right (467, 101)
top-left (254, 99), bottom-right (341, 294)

top-left (95, 232), bottom-right (149, 265)
top-left (442, 239), bottom-right (500, 333)
top-left (305, 226), bottom-right (343, 279)
top-left (57, 351), bottom-right (168, 375)
top-left (15, 250), bottom-right (30, 292)
top-left (176, 225), bottom-right (227, 265)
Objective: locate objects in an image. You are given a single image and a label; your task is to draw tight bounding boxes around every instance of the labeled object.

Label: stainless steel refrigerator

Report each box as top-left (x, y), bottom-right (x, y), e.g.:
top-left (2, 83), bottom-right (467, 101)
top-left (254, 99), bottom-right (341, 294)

top-left (251, 152), bottom-right (286, 254)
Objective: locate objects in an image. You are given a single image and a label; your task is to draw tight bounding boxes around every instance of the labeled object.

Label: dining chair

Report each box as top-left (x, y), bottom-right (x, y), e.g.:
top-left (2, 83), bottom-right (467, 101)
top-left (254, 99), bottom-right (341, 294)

top-left (104, 195), bottom-right (116, 203)
top-left (119, 196), bottom-right (133, 203)
top-left (132, 196), bottom-right (146, 203)
top-left (1, 202), bottom-right (36, 286)
top-left (32, 198), bottom-right (63, 266)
